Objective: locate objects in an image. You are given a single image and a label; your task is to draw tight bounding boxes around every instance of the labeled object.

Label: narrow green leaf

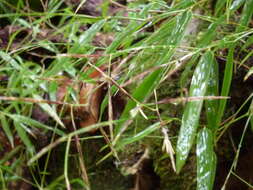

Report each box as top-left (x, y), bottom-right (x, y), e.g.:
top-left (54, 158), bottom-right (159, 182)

top-left (214, 0), bottom-right (226, 16)
top-left (7, 114), bottom-right (65, 136)
top-left (236, 0), bottom-right (253, 32)
top-left (216, 46), bottom-right (234, 126)
top-left (115, 11), bottom-right (192, 137)
top-left (197, 128), bottom-right (217, 190)
top-left (0, 115), bottom-right (14, 148)
top-left (230, 0), bottom-right (245, 11)
top-left (216, 0), bottom-right (253, 126)
top-left (198, 16), bottom-right (225, 48)
top-left (180, 16), bottom-right (224, 88)
top-left (33, 94), bottom-right (65, 128)
top-left (44, 20), bottom-right (105, 77)
top-left (106, 5), bottom-right (150, 53)
top-left (0, 145), bottom-right (22, 165)
top-left (241, 35), bottom-right (253, 51)
top-left (0, 51), bottom-right (22, 70)
top-left (205, 58), bottom-right (219, 133)
top-left (172, 0), bottom-right (196, 10)
top-left (119, 68), bottom-right (163, 121)
top-left (14, 121), bottom-right (34, 154)
top-left (78, 19), bottom-right (106, 45)
top-left (117, 122), bottom-right (160, 149)
top-left (176, 51), bottom-right (213, 173)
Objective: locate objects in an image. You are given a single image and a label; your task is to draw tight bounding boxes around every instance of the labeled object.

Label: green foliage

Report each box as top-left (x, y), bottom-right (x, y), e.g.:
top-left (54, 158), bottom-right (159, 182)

top-left (176, 51), bottom-right (214, 173)
top-left (0, 0), bottom-right (253, 189)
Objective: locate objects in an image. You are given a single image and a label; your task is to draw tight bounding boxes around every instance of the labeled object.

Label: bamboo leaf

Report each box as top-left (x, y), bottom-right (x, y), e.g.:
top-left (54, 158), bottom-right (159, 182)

top-left (115, 11), bottom-right (192, 137)
top-left (176, 51), bottom-right (213, 173)
top-left (197, 128), bottom-right (216, 190)
top-left (216, 46), bottom-right (234, 126)
top-left (205, 58), bottom-right (219, 133)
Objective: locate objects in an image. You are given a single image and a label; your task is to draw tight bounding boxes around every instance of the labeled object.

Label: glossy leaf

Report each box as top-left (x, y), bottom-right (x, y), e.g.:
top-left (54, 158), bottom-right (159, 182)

top-left (176, 51), bottom-right (213, 173)
top-left (7, 114), bottom-right (65, 136)
top-left (217, 0), bottom-right (253, 125)
top-left (197, 128), bottom-right (216, 190)
top-left (216, 46), bottom-right (234, 126)
top-left (205, 58), bottom-right (219, 133)
top-left (172, 0), bottom-right (195, 10)
top-left (236, 0), bottom-right (253, 32)
top-left (0, 51), bottom-right (22, 70)
top-left (106, 4), bottom-right (152, 53)
top-left (115, 11), bottom-right (192, 138)
top-left (44, 20), bottom-right (105, 77)
top-left (116, 122), bottom-right (160, 149)
top-left (14, 121), bottom-right (35, 154)
top-left (33, 94), bottom-right (65, 128)
top-left (0, 114), bottom-right (14, 147)
top-left (180, 16), bottom-right (224, 88)
top-left (230, 0), bottom-right (245, 11)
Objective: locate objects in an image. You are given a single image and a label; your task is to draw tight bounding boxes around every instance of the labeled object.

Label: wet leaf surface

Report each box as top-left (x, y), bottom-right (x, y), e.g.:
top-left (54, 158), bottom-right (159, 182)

top-left (176, 51), bottom-right (214, 172)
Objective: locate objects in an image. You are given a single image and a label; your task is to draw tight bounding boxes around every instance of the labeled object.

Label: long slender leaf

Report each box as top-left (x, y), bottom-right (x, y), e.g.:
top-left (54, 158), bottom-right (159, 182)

top-left (116, 122), bottom-right (160, 149)
top-left (33, 94), bottom-right (65, 128)
top-left (236, 0), bottom-right (253, 32)
top-left (180, 15), bottom-right (224, 88)
top-left (217, 0), bottom-right (253, 126)
top-left (0, 51), bottom-right (22, 70)
top-left (14, 121), bottom-right (34, 154)
top-left (0, 115), bottom-right (14, 147)
top-left (205, 58), bottom-right (219, 133)
top-left (44, 20), bottom-right (105, 77)
top-left (115, 11), bottom-right (192, 138)
top-left (176, 51), bottom-right (213, 173)
top-left (230, 0), bottom-right (245, 11)
top-left (197, 128), bottom-right (216, 190)
top-left (216, 45), bottom-right (234, 126)
top-left (7, 114), bottom-right (65, 136)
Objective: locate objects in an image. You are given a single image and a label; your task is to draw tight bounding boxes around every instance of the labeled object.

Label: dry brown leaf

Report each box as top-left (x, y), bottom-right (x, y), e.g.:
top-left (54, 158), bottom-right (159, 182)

top-left (56, 67), bottom-right (106, 132)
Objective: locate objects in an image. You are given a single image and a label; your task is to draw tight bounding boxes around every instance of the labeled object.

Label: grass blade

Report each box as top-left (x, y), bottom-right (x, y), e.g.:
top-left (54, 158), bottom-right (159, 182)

top-left (176, 51), bottom-right (213, 173)
top-left (197, 128), bottom-right (216, 190)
